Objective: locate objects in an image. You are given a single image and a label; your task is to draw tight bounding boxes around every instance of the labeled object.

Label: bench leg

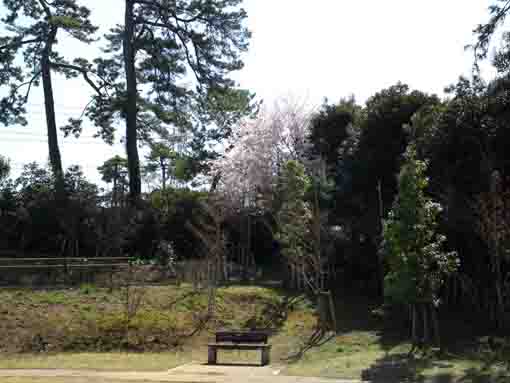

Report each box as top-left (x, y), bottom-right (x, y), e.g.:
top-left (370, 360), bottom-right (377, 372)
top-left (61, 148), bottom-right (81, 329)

top-left (261, 348), bottom-right (270, 366)
top-left (208, 346), bottom-right (217, 365)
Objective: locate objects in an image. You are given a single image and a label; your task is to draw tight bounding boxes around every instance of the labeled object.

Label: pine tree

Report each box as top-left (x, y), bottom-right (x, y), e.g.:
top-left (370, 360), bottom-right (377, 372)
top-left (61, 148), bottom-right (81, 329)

top-left (78, 0), bottom-right (255, 202)
top-left (0, 0), bottom-right (98, 197)
top-left (98, 156), bottom-right (129, 207)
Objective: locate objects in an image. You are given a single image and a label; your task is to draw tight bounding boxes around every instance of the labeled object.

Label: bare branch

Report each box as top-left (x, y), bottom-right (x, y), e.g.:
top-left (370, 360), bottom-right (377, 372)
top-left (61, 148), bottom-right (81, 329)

top-left (23, 71), bottom-right (41, 103)
top-left (472, 0), bottom-right (510, 62)
top-left (50, 62), bottom-right (107, 96)
top-left (172, 27), bottom-right (202, 83)
top-left (37, 0), bottom-right (53, 17)
top-left (135, 0), bottom-right (206, 23)
top-left (7, 71), bottom-right (41, 104)
top-left (78, 97), bottom-right (95, 120)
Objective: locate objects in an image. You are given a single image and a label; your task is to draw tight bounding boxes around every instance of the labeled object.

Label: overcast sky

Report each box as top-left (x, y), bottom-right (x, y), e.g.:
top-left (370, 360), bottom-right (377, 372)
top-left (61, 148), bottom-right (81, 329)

top-left (0, 0), bottom-right (500, 185)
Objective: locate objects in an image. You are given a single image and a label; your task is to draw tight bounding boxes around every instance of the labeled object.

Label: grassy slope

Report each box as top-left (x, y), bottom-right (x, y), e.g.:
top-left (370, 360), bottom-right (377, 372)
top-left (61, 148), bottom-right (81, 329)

top-left (0, 284), bottom-right (317, 367)
top-left (0, 285), bottom-right (508, 382)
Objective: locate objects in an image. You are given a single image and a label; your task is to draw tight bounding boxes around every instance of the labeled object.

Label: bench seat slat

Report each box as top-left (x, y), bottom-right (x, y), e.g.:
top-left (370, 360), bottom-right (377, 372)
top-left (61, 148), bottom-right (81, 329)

top-left (208, 343), bottom-right (271, 348)
top-left (215, 331), bottom-right (268, 344)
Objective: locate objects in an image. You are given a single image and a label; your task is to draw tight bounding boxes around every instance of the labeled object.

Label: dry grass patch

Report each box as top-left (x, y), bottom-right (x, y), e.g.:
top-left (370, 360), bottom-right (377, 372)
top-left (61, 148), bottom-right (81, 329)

top-left (0, 284), bottom-right (313, 358)
top-left (2, 379), bottom-right (143, 383)
top-left (0, 352), bottom-right (191, 371)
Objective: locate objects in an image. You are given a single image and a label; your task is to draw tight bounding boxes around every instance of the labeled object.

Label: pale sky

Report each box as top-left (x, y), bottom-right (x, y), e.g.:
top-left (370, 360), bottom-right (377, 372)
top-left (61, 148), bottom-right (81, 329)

top-left (0, 0), bottom-right (501, 185)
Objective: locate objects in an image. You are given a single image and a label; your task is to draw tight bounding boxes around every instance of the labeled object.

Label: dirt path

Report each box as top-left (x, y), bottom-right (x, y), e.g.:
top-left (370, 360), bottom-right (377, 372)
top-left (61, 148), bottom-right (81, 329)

top-left (0, 363), bottom-right (360, 382)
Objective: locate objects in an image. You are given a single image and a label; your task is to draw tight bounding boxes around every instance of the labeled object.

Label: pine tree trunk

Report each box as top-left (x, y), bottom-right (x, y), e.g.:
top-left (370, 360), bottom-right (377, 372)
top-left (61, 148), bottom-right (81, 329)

top-left (41, 26), bottom-right (65, 199)
top-left (113, 164), bottom-right (118, 207)
top-left (123, 0), bottom-right (141, 203)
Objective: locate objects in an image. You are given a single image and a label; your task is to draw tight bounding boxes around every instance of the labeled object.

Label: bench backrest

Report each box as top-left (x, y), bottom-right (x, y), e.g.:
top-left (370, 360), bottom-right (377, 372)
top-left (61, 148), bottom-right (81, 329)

top-left (215, 331), bottom-right (268, 344)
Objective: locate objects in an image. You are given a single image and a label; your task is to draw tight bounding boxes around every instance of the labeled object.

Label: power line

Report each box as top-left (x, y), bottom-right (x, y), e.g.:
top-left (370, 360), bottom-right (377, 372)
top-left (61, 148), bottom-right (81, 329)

top-left (0, 131), bottom-right (104, 140)
top-left (9, 164), bottom-right (103, 171)
top-left (0, 134), bottom-right (184, 147)
top-left (0, 138), bottom-right (110, 145)
top-left (26, 104), bottom-right (85, 110)
top-left (10, 110), bottom-right (89, 117)
top-left (0, 126), bottom-right (122, 137)
top-left (0, 131), bottom-right (184, 143)
top-left (0, 134), bottom-right (123, 145)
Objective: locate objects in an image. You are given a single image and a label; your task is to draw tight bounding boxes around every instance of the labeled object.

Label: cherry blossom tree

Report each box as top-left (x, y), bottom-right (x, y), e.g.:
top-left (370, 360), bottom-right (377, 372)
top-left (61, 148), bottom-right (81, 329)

top-left (211, 97), bottom-right (315, 210)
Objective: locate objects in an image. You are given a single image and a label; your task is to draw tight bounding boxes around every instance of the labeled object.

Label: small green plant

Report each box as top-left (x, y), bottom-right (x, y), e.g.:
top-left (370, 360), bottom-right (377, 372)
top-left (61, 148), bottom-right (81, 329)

top-left (31, 291), bottom-right (68, 305)
top-left (79, 283), bottom-right (97, 295)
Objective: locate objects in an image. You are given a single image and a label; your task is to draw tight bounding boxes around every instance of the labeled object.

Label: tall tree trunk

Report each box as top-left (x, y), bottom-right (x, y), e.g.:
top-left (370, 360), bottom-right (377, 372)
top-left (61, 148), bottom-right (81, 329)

top-left (422, 303), bottom-right (429, 345)
top-left (494, 260), bottom-right (505, 330)
top-left (41, 27), bottom-right (65, 199)
top-left (431, 304), bottom-right (441, 350)
top-left (376, 180), bottom-right (385, 299)
top-left (123, 0), bottom-right (141, 203)
top-left (318, 291), bottom-right (329, 330)
top-left (411, 304), bottom-right (418, 349)
top-left (490, 172), bottom-right (505, 330)
top-left (313, 179), bottom-right (323, 291)
top-left (113, 164), bottom-right (118, 207)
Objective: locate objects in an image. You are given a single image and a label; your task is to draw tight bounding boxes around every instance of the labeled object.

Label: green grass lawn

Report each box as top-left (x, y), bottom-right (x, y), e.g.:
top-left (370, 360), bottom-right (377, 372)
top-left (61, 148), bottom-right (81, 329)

top-left (283, 331), bottom-right (509, 382)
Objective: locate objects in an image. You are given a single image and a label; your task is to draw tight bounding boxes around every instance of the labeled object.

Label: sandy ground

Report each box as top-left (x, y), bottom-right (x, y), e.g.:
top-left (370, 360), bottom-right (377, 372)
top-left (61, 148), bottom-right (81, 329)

top-left (0, 363), bottom-right (361, 382)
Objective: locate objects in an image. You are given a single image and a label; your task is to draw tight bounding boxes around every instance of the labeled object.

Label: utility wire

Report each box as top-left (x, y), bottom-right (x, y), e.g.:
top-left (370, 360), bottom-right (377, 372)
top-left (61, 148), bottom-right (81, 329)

top-left (0, 138), bottom-right (111, 145)
top-left (26, 104), bottom-right (85, 110)
top-left (0, 132), bottom-right (104, 140)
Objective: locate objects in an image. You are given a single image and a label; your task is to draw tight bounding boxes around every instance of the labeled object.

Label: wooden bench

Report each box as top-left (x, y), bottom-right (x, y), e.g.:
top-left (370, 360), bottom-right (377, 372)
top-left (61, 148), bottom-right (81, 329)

top-left (208, 330), bottom-right (271, 366)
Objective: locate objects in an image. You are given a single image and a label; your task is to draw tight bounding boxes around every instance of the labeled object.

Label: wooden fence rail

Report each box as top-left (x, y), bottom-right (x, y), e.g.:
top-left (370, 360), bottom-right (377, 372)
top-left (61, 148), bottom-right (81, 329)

top-left (0, 257), bottom-right (133, 286)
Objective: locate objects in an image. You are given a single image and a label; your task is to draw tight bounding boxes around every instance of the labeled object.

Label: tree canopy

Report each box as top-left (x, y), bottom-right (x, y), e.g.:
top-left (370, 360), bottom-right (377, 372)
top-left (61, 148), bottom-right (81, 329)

top-left (71, 0), bottom-right (256, 202)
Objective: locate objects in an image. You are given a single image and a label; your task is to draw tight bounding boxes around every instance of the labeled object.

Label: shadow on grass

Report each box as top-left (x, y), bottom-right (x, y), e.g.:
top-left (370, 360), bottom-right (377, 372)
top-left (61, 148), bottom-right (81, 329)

top-left (332, 292), bottom-right (411, 351)
top-left (361, 353), bottom-right (442, 382)
top-left (361, 353), bottom-right (509, 383)
top-left (328, 291), bottom-right (510, 382)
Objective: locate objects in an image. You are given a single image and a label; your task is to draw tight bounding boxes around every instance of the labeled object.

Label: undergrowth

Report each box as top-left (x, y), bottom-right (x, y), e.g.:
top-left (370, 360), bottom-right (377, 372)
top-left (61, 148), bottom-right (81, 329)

top-left (0, 284), bottom-right (311, 353)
